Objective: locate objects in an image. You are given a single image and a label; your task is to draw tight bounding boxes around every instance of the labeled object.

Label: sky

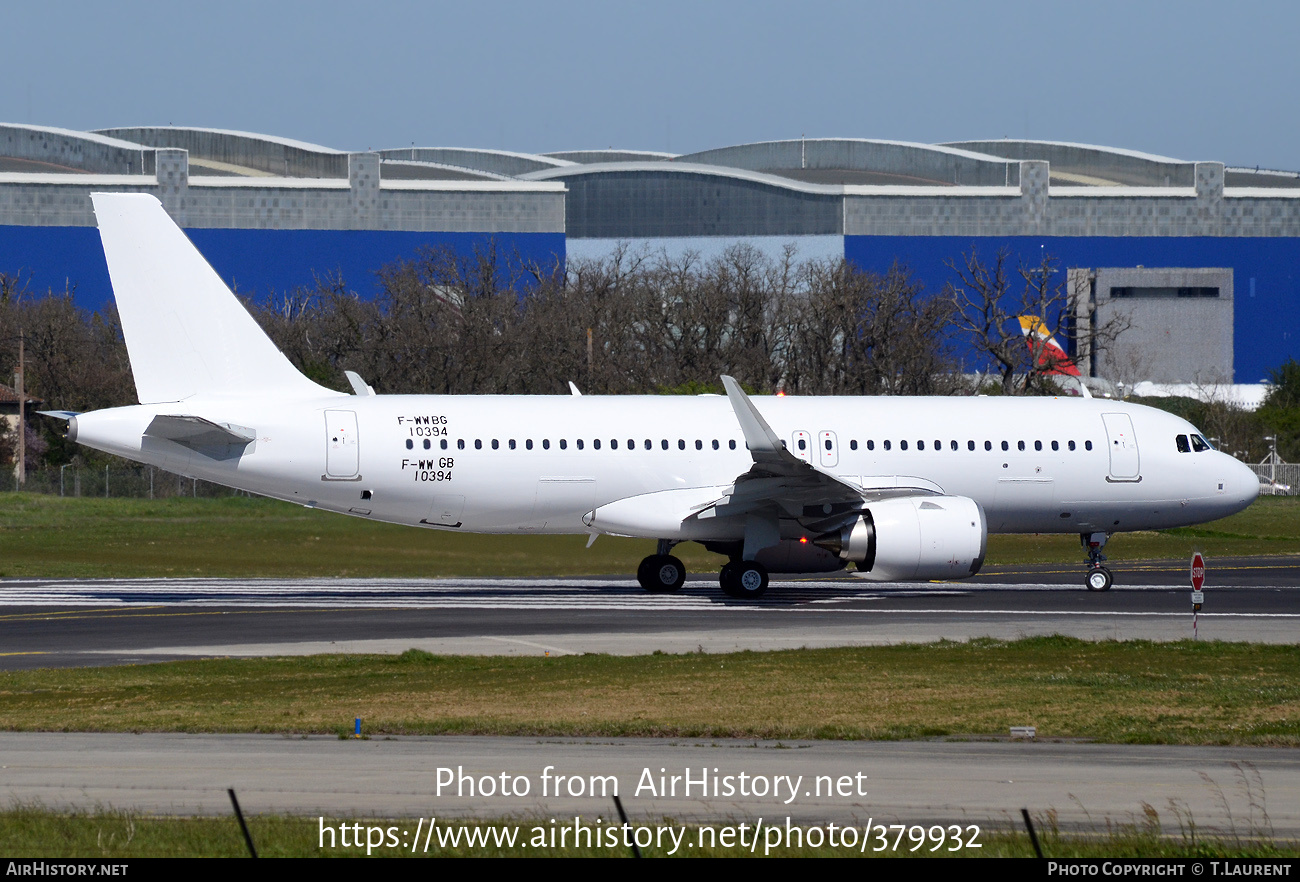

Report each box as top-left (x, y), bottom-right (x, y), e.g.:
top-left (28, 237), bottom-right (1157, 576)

top-left (4, 0), bottom-right (1298, 169)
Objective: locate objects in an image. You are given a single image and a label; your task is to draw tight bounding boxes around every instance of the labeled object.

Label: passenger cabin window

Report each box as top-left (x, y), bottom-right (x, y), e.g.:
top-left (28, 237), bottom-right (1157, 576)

top-left (697, 440), bottom-right (704, 450)
top-left (867, 440), bottom-right (875, 450)
top-left (543, 439), bottom-right (550, 450)
top-left (1176, 435), bottom-right (1191, 453)
top-left (984, 441), bottom-right (992, 451)
top-left (405, 439), bottom-right (413, 449)
top-left (441, 439), bottom-right (448, 450)
top-left (628, 439), bottom-right (635, 450)
top-left (509, 439), bottom-right (517, 450)
top-left (798, 438), bottom-right (807, 450)
top-left (729, 440), bottom-right (737, 450)
top-left (645, 439), bottom-right (652, 450)
top-left (883, 440), bottom-right (891, 451)
top-left (491, 439), bottom-right (499, 449)
top-left (610, 439), bottom-right (618, 450)
top-left (1051, 440), bottom-right (1059, 451)
top-left (457, 439), bottom-right (465, 450)
top-left (1001, 441), bottom-right (1009, 451)
top-left (712, 440), bottom-right (720, 450)
top-left (1068, 440), bottom-right (1076, 451)
top-left (678, 439), bottom-right (685, 450)
top-left (917, 440), bottom-right (925, 451)
top-left (900, 440), bottom-right (909, 451)
top-left (592, 439), bottom-right (599, 450)
top-left (525, 439), bottom-right (533, 450)
top-left (1085, 440), bottom-right (1093, 450)
top-left (661, 440), bottom-right (669, 450)
top-left (1034, 441), bottom-right (1042, 451)
top-left (577, 439), bottom-right (584, 450)
top-left (967, 440), bottom-right (975, 451)
top-left (950, 440), bottom-right (958, 451)
top-left (1018, 441), bottom-right (1026, 451)
top-left (850, 440), bottom-right (858, 450)
top-left (560, 439), bottom-right (568, 450)
top-left (934, 440), bottom-right (941, 450)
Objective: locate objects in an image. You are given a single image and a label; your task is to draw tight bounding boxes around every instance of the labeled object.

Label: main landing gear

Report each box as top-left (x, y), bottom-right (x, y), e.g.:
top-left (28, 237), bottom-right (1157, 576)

top-left (635, 541), bottom-right (771, 599)
top-left (720, 559), bottom-right (769, 599)
top-left (636, 540), bottom-right (686, 593)
top-left (1082, 532), bottom-right (1113, 592)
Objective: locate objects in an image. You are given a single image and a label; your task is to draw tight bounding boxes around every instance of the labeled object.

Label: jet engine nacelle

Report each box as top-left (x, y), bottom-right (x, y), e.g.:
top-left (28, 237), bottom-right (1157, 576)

top-left (816, 496), bottom-right (987, 582)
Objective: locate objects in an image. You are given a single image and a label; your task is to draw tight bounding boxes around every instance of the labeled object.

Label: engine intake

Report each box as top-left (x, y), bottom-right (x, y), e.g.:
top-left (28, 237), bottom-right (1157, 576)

top-left (815, 496), bottom-right (987, 582)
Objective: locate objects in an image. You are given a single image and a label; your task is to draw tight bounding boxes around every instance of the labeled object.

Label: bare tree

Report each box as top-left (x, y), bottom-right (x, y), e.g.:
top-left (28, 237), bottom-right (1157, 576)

top-left (782, 260), bottom-right (957, 396)
top-left (947, 249), bottom-right (1129, 395)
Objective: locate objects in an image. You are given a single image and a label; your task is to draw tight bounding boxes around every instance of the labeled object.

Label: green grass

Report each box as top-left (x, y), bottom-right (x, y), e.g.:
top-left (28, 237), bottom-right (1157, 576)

top-left (2, 638), bottom-right (1297, 744)
top-left (0, 493), bottom-right (718, 578)
top-left (0, 806), bottom-right (1291, 858)
top-left (1, 493), bottom-right (1298, 579)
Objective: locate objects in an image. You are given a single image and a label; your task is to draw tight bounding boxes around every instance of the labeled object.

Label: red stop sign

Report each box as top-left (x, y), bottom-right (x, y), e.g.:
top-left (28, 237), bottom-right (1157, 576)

top-left (1190, 552), bottom-right (1206, 591)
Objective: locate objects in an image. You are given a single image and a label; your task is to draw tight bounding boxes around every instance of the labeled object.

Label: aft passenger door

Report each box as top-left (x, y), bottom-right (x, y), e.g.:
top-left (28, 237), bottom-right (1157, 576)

top-left (324, 410), bottom-right (360, 479)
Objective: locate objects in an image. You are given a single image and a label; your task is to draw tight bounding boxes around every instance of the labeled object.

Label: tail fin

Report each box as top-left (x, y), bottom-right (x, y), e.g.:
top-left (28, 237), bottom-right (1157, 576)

top-left (1017, 315), bottom-right (1081, 377)
top-left (91, 193), bottom-right (331, 404)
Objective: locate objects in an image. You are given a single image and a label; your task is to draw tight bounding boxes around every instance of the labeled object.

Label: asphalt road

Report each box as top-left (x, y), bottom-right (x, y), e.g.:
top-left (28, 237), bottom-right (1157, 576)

top-left (3, 559), bottom-right (1297, 840)
top-left (1, 733), bottom-right (1294, 837)
top-left (1, 556), bottom-right (1297, 670)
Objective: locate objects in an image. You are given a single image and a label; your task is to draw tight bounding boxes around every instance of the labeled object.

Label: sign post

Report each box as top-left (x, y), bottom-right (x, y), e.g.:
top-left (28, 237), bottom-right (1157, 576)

top-left (1190, 551), bottom-right (1205, 640)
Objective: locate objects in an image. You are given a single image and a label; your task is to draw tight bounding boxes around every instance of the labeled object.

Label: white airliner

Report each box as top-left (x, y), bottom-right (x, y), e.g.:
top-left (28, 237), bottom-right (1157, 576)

top-left (52, 194), bottom-right (1261, 597)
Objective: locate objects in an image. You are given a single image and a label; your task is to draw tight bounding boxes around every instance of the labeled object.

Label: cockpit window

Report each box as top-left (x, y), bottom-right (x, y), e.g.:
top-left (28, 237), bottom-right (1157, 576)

top-left (1176, 434), bottom-right (1191, 453)
top-left (1191, 434), bottom-right (1212, 452)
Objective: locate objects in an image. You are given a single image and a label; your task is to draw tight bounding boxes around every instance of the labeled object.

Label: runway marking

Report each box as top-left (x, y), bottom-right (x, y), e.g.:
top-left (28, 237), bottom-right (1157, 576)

top-left (0, 578), bottom-right (1293, 623)
top-left (0, 651), bottom-right (48, 657)
top-left (482, 636), bottom-right (575, 655)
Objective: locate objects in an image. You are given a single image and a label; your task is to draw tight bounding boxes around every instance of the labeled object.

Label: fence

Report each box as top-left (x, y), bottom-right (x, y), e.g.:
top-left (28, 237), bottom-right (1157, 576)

top-left (0, 465), bottom-right (248, 499)
top-left (1248, 462), bottom-right (1299, 495)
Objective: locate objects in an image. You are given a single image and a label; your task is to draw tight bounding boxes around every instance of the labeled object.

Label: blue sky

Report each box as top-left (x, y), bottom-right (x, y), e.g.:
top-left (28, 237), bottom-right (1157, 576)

top-left (5, 0), bottom-right (1297, 168)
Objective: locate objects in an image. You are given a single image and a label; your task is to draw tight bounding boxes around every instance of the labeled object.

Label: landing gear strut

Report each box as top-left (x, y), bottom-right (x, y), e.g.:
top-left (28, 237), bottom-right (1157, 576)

top-left (637, 540), bottom-right (686, 594)
top-left (1081, 532), bottom-right (1113, 592)
top-left (719, 559), bottom-right (769, 599)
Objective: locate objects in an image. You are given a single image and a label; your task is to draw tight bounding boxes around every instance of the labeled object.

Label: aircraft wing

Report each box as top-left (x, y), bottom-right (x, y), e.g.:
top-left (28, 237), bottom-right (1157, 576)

top-left (700, 377), bottom-right (941, 525)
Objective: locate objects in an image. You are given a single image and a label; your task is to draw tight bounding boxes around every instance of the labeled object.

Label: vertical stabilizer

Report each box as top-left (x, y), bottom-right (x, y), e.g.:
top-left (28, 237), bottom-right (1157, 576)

top-left (91, 193), bottom-right (332, 403)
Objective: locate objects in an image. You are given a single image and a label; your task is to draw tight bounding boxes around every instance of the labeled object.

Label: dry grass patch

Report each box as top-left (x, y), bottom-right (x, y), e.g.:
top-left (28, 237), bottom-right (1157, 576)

top-left (1, 638), bottom-right (1298, 744)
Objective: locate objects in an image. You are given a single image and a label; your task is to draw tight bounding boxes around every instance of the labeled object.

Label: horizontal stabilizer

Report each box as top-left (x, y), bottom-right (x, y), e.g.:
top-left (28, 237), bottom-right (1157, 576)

top-left (144, 415), bottom-right (256, 460)
top-left (37, 410), bottom-right (79, 421)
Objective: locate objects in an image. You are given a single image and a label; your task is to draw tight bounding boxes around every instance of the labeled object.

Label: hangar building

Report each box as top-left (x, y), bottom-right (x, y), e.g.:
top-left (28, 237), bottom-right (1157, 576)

top-left (2, 125), bottom-right (1298, 384)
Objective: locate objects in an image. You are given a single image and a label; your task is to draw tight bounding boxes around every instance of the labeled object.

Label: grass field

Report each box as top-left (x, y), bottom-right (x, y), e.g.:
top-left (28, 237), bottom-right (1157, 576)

top-left (1, 637), bottom-right (1296, 744)
top-left (0, 806), bottom-right (1288, 858)
top-left (1, 492), bottom-right (1298, 578)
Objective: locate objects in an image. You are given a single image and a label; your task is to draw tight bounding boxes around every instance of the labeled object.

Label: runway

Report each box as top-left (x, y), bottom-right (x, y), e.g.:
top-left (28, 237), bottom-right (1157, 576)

top-left (4, 560), bottom-right (1298, 839)
top-left (2, 556), bottom-right (1299, 670)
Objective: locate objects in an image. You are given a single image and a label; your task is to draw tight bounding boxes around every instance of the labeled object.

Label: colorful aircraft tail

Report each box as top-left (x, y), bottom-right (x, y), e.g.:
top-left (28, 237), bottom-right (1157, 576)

top-left (91, 193), bottom-right (331, 404)
top-left (1018, 315), bottom-right (1081, 377)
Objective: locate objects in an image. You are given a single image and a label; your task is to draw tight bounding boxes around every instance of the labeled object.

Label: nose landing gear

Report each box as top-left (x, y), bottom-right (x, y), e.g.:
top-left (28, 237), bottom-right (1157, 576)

top-left (1082, 532), bottom-right (1113, 591)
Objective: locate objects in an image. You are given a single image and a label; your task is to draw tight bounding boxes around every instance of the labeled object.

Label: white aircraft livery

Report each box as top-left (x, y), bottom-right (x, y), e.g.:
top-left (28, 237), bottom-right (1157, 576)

top-left (54, 194), bottom-right (1261, 598)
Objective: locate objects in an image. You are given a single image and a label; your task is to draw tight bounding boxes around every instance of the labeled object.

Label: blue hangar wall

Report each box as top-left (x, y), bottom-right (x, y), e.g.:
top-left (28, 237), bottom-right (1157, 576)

top-left (0, 226), bottom-right (567, 310)
top-left (845, 235), bottom-right (1300, 384)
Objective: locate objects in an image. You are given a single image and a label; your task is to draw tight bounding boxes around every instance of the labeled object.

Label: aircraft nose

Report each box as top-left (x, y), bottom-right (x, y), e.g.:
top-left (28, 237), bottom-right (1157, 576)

top-left (1235, 457), bottom-right (1261, 507)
